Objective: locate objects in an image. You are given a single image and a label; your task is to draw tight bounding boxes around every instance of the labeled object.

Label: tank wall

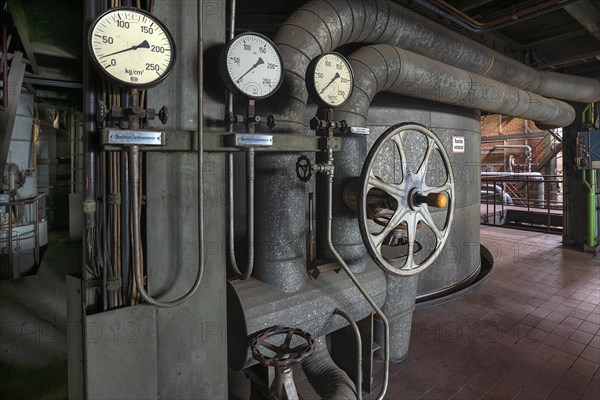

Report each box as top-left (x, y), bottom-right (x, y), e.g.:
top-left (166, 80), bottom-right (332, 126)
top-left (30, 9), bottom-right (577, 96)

top-left (365, 95), bottom-right (481, 297)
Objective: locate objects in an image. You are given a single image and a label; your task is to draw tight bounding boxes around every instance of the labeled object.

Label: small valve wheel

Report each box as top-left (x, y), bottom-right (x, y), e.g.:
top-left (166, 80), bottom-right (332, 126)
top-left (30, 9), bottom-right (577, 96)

top-left (250, 326), bottom-right (316, 368)
top-left (295, 156), bottom-right (313, 182)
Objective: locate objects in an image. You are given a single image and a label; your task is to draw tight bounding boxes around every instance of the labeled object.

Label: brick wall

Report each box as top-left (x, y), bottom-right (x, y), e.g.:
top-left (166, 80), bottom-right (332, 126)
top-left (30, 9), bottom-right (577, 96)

top-left (481, 114), bottom-right (540, 136)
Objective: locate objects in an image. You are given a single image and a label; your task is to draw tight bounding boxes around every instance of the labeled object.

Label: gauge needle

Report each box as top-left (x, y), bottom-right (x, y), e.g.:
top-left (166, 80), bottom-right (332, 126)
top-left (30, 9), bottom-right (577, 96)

top-left (236, 57), bottom-right (264, 83)
top-left (319, 72), bottom-right (340, 94)
top-left (99, 40), bottom-right (151, 59)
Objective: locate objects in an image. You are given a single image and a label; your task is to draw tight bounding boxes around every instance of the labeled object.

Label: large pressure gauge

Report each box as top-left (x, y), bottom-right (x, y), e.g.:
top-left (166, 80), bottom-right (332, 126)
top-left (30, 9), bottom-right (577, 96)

top-left (306, 53), bottom-right (354, 108)
top-left (88, 7), bottom-right (176, 88)
top-left (220, 32), bottom-right (283, 100)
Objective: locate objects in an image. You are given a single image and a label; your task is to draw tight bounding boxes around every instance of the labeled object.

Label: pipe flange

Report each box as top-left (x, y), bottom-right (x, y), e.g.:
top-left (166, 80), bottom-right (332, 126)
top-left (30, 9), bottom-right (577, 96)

top-left (250, 326), bottom-right (316, 368)
top-left (358, 123), bottom-right (455, 276)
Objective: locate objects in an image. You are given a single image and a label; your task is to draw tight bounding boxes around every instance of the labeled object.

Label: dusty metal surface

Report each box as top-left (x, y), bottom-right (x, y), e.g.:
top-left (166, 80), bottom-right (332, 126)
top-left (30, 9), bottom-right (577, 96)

top-left (84, 304), bottom-right (159, 399)
top-left (141, 1), bottom-right (228, 398)
top-left (227, 263), bottom-right (386, 370)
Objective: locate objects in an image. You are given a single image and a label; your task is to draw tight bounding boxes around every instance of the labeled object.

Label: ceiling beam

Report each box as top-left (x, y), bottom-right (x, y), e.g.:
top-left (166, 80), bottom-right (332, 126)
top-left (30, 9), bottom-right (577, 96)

top-left (455, 0), bottom-right (498, 13)
top-left (538, 50), bottom-right (600, 69)
top-left (510, 29), bottom-right (588, 51)
top-left (564, 0), bottom-right (600, 42)
top-left (7, 0), bottom-right (39, 75)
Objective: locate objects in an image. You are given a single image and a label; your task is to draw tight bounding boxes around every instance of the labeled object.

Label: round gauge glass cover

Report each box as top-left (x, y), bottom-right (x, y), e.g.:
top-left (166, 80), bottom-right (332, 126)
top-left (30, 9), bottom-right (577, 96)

top-left (88, 7), bottom-right (176, 88)
top-left (222, 33), bottom-right (283, 99)
top-left (310, 53), bottom-right (353, 107)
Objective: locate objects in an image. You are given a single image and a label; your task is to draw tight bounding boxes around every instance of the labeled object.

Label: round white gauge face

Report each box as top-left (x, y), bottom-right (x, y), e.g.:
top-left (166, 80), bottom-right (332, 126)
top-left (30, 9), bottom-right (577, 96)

top-left (308, 53), bottom-right (354, 108)
top-left (88, 7), bottom-right (176, 88)
top-left (222, 33), bottom-right (283, 99)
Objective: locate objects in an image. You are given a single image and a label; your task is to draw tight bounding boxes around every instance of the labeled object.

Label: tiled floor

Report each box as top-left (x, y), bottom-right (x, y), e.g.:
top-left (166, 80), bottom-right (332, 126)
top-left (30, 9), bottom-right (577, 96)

top-left (363, 226), bottom-right (600, 400)
top-left (2, 227), bottom-right (599, 400)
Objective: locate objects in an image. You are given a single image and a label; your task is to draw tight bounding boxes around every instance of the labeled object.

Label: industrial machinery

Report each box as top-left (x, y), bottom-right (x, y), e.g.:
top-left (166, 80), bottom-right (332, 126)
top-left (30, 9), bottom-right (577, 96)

top-left (0, 92), bottom-right (48, 280)
top-left (67, 1), bottom-right (600, 399)
top-left (576, 130), bottom-right (600, 170)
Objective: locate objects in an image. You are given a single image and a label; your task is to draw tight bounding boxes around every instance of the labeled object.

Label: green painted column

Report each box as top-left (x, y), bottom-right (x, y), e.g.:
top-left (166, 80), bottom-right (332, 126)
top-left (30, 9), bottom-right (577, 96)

top-left (587, 169), bottom-right (598, 247)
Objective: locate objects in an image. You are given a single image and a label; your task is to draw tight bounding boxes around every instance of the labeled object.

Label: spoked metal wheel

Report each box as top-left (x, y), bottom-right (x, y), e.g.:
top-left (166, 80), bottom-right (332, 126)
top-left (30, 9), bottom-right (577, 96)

top-left (358, 123), bottom-right (455, 276)
top-left (250, 326), bottom-right (315, 368)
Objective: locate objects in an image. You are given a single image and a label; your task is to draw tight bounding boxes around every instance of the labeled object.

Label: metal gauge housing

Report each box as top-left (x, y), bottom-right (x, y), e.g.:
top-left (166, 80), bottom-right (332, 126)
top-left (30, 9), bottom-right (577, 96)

top-left (220, 32), bottom-right (283, 100)
top-left (306, 53), bottom-right (354, 108)
top-left (88, 7), bottom-right (176, 88)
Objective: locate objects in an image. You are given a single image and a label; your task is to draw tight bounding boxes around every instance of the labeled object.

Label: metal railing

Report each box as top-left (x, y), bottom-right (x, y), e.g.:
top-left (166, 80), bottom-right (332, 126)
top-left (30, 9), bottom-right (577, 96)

top-left (481, 175), bottom-right (563, 233)
top-left (0, 193), bottom-right (47, 279)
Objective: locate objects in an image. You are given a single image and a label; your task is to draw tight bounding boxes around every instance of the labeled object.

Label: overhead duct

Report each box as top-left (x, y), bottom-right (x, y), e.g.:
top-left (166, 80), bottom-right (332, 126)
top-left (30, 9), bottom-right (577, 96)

top-left (271, 0), bottom-right (599, 131)
top-left (332, 44), bottom-right (575, 128)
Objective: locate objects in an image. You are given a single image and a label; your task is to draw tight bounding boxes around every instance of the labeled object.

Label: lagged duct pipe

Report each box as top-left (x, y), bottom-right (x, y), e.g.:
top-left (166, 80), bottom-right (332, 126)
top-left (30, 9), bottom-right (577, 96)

top-left (272, 0), bottom-right (600, 130)
top-left (335, 44), bottom-right (575, 128)
top-left (256, 0), bottom-right (598, 293)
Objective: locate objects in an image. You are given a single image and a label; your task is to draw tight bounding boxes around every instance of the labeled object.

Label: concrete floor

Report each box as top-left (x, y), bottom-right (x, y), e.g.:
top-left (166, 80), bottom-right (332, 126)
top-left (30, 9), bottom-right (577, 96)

top-left (1, 226), bottom-right (598, 399)
top-left (0, 231), bottom-right (79, 400)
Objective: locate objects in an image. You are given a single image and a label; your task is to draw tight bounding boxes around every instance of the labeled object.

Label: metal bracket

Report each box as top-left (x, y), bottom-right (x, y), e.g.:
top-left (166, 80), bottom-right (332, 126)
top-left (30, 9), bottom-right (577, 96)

top-left (100, 130), bottom-right (343, 153)
top-left (107, 193), bottom-right (122, 205)
top-left (205, 132), bottom-right (342, 153)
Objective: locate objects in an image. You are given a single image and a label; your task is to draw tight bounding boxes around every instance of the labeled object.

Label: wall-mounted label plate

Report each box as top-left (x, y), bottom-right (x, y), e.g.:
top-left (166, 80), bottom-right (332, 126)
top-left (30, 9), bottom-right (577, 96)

top-left (103, 129), bottom-right (164, 146)
top-left (452, 136), bottom-right (465, 153)
top-left (348, 127), bottom-right (370, 135)
top-left (225, 133), bottom-right (273, 148)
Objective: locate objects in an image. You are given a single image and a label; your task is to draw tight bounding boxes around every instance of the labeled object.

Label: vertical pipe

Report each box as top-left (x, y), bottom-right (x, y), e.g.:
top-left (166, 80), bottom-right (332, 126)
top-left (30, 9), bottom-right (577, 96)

top-left (129, 0), bottom-right (206, 308)
top-left (83, 0), bottom-right (100, 283)
top-left (587, 170), bottom-right (597, 246)
top-left (308, 192), bottom-right (315, 263)
top-left (2, 23), bottom-right (8, 108)
top-left (325, 149), bottom-right (389, 400)
top-left (333, 308), bottom-right (363, 400)
top-left (120, 151), bottom-right (130, 303)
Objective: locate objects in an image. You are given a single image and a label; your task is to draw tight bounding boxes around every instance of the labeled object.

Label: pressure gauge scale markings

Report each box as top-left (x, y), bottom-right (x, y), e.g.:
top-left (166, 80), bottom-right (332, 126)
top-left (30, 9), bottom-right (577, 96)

top-left (306, 53), bottom-right (354, 108)
top-left (88, 7), bottom-right (176, 88)
top-left (220, 32), bottom-right (283, 100)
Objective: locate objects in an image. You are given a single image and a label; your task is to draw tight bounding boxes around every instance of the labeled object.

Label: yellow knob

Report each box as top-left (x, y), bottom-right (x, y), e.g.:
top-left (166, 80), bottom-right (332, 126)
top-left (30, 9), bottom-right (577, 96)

top-left (427, 193), bottom-right (448, 208)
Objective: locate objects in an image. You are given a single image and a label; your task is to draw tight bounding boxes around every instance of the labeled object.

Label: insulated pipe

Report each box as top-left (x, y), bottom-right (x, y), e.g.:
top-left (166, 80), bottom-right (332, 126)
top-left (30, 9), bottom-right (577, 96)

top-left (302, 337), bottom-right (358, 400)
top-left (227, 264), bottom-right (386, 370)
top-left (271, 0), bottom-right (599, 131)
top-left (332, 45), bottom-right (575, 128)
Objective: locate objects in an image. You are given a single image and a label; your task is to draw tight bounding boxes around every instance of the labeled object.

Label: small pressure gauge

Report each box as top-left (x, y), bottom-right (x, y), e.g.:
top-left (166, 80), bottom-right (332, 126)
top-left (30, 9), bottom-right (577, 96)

top-left (306, 53), bottom-right (354, 108)
top-left (220, 32), bottom-right (283, 100)
top-left (88, 7), bottom-right (176, 88)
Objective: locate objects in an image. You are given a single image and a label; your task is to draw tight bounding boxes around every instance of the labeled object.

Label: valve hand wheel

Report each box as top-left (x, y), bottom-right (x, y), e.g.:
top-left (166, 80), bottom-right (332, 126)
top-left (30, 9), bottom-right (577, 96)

top-left (358, 123), bottom-right (455, 276)
top-left (250, 326), bottom-right (316, 368)
top-left (295, 156), bottom-right (312, 182)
